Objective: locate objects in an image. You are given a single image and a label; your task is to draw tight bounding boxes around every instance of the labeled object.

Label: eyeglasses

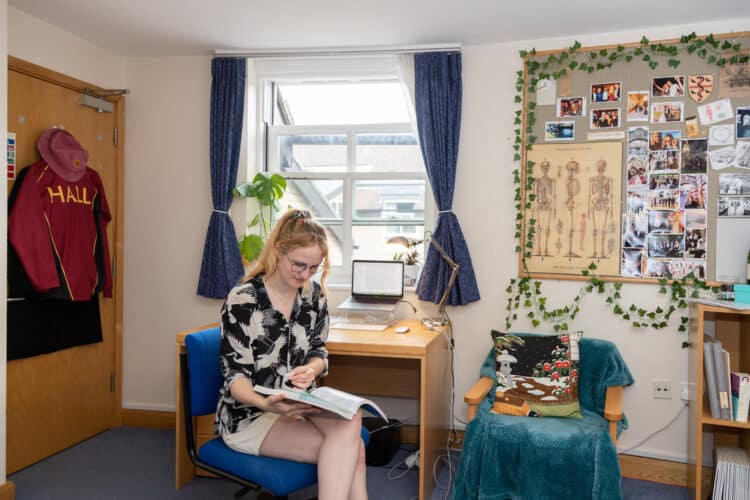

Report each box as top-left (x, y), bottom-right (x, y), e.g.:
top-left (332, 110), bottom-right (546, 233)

top-left (285, 254), bottom-right (322, 275)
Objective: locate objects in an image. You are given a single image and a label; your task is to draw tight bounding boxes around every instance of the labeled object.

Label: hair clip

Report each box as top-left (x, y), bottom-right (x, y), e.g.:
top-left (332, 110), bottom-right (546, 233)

top-left (289, 210), bottom-right (308, 221)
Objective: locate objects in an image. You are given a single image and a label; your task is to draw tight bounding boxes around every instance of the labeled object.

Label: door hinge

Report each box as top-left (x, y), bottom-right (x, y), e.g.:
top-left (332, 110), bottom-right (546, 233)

top-left (112, 256), bottom-right (117, 277)
top-left (113, 127), bottom-right (118, 147)
top-left (110, 373), bottom-right (116, 392)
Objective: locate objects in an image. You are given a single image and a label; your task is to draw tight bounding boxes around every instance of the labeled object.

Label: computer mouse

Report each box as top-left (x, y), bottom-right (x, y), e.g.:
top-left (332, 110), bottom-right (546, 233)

top-left (395, 326), bottom-right (410, 334)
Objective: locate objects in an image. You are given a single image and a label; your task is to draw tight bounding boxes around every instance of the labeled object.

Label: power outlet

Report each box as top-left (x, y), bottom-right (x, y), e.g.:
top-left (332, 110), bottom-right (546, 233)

top-left (652, 379), bottom-right (673, 399)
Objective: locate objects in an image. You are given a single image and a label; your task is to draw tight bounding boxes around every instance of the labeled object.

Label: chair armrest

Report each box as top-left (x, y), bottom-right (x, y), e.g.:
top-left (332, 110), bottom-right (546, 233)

top-left (603, 385), bottom-right (623, 445)
top-left (464, 377), bottom-right (494, 422)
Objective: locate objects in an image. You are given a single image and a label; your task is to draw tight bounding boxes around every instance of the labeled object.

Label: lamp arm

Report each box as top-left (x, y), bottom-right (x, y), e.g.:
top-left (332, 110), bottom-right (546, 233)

top-left (429, 237), bottom-right (460, 314)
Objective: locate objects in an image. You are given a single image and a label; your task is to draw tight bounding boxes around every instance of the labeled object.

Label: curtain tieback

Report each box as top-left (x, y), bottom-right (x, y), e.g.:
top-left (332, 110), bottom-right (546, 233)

top-left (213, 209), bottom-right (230, 215)
top-left (438, 209), bottom-right (453, 214)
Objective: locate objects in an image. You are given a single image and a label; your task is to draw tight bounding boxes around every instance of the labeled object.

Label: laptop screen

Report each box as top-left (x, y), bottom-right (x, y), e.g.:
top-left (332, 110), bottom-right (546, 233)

top-left (351, 260), bottom-right (404, 299)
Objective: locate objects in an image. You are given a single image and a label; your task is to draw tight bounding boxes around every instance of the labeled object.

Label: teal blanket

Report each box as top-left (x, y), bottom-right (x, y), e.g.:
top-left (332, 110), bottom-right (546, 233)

top-left (451, 337), bottom-right (634, 500)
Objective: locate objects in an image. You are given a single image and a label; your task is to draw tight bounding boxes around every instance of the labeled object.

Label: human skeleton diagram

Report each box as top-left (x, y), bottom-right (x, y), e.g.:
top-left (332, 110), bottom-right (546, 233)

top-left (532, 160), bottom-right (556, 256)
top-left (564, 160), bottom-right (581, 259)
top-left (587, 159), bottom-right (614, 258)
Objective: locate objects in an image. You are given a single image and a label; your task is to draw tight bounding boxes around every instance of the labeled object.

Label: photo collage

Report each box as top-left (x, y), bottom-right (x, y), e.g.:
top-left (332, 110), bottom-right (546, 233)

top-left (540, 60), bottom-right (750, 280)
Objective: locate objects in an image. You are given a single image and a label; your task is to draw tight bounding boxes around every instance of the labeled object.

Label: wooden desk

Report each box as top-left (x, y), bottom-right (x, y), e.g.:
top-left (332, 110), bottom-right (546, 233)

top-left (175, 319), bottom-right (452, 500)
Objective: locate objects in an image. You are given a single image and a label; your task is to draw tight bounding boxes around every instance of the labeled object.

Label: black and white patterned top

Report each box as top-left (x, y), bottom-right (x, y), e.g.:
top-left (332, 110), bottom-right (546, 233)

top-left (215, 275), bottom-right (329, 435)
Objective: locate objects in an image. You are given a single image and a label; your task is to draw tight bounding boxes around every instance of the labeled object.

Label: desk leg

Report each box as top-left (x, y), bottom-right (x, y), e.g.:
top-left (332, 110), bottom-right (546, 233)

top-left (175, 343), bottom-right (195, 489)
top-left (419, 334), bottom-right (452, 500)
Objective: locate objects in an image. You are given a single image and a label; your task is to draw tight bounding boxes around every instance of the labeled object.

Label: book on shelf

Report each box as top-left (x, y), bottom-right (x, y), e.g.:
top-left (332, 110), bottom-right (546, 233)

top-left (712, 340), bottom-right (733, 421)
top-left (704, 340), bottom-right (721, 419)
top-left (712, 446), bottom-right (750, 500)
top-left (254, 384), bottom-right (388, 421)
top-left (731, 372), bottom-right (750, 423)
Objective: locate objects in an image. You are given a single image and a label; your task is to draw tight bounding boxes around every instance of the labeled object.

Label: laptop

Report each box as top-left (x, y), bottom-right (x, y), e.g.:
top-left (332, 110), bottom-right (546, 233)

top-left (338, 260), bottom-right (404, 311)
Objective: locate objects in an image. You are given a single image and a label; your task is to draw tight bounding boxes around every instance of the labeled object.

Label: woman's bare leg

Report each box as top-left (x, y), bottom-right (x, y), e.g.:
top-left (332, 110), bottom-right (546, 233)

top-left (258, 412), bottom-right (367, 500)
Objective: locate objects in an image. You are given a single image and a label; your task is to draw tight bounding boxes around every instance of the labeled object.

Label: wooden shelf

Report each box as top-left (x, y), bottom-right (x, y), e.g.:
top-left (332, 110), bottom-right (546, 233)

top-left (688, 303), bottom-right (750, 500)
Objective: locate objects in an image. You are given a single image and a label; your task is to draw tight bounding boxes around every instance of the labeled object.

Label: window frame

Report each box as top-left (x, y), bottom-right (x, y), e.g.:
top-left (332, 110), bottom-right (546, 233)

top-left (258, 80), bottom-right (434, 285)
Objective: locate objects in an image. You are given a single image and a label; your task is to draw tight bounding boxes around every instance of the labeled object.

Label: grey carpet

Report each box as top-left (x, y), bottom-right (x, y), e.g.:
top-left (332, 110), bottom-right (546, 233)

top-left (9, 427), bottom-right (688, 500)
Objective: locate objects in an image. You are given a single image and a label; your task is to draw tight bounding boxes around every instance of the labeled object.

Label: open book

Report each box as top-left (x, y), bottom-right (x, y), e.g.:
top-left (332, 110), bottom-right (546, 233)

top-left (254, 385), bottom-right (388, 421)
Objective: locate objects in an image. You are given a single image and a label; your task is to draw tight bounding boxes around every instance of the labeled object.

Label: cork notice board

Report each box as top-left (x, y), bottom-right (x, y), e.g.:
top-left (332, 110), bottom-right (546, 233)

top-left (519, 32), bottom-right (750, 283)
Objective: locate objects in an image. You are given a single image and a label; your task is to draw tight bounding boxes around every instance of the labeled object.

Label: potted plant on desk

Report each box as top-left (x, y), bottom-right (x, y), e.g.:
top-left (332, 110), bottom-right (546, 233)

top-left (390, 237), bottom-right (422, 286)
top-left (234, 173), bottom-right (287, 266)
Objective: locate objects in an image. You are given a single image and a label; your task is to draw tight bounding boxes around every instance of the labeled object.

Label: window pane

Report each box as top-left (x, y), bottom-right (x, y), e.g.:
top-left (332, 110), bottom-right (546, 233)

top-left (356, 134), bottom-right (424, 173)
top-left (278, 81), bottom-right (411, 125)
top-left (321, 225), bottom-right (344, 267)
top-left (277, 134), bottom-right (347, 173)
top-left (353, 180), bottom-right (425, 221)
top-left (280, 179), bottom-right (343, 220)
top-left (353, 226), bottom-right (425, 262)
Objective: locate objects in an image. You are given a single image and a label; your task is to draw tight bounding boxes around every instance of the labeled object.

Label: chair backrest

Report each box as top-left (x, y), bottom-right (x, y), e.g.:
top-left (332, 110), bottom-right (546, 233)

top-left (184, 326), bottom-right (223, 417)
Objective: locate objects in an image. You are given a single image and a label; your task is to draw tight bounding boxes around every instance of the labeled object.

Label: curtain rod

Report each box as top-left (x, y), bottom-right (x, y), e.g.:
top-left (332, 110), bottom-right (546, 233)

top-left (214, 43), bottom-right (461, 59)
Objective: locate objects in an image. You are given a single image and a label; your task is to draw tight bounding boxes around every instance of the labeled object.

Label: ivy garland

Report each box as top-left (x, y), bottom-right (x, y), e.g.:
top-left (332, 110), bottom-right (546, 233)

top-left (508, 32), bottom-right (749, 347)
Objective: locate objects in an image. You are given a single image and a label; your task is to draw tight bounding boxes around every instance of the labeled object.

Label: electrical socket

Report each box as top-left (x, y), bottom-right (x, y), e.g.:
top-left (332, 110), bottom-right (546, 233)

top-left (652, 379), bottom-right (673, 399)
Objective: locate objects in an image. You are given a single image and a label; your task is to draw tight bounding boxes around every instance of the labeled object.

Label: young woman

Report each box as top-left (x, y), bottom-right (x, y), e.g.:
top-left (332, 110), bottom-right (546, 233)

top-left (217, 209), bottom-right (367, 500)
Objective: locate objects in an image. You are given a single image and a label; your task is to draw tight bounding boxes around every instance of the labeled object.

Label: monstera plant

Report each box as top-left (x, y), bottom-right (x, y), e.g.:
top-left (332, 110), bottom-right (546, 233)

top-left (234, 172), bottom-right (287, 262)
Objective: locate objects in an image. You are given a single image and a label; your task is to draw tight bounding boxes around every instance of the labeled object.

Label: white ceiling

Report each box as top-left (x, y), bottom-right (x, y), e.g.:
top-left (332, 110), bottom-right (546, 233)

top-left (9, 0), bottom-right (750, 57)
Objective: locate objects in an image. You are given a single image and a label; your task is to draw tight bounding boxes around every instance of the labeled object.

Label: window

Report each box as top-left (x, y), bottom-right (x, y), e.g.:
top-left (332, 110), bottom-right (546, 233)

top-left (261, 75), bottom-right (431, 283)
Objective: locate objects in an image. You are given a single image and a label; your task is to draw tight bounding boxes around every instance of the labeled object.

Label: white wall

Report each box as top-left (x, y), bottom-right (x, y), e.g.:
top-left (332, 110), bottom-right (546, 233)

top-left (456, 18), bottom-right (750, 462)
top-left (1, 0), bottom-right (9, 484)
top-left (6, 5), bottom-right (750, 464)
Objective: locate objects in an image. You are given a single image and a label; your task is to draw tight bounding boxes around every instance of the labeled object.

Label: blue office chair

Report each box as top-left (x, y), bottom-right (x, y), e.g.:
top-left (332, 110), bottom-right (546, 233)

top-left (180, 327), bottom-right (369, 499)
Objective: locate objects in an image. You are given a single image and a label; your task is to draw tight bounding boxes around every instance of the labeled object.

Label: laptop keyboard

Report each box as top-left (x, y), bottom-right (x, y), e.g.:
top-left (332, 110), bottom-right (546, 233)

top-left (331, 321), bottom-right (389, 331)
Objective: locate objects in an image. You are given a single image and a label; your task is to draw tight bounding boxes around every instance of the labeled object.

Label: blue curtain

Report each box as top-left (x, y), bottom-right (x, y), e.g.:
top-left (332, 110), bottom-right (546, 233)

top-left (414, 52), bottom-right (480, 306)
top-left (197, 58), bottom-right (246, 298)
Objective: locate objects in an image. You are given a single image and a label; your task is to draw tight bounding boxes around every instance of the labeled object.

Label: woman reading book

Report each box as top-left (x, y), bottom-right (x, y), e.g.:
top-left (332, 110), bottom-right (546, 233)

top-left (217, 209), bottom-right (367, 500)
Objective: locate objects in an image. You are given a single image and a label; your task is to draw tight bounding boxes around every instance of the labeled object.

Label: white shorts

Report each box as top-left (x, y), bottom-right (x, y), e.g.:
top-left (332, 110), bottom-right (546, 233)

top-left (221, 412), bottom-right (280, 455)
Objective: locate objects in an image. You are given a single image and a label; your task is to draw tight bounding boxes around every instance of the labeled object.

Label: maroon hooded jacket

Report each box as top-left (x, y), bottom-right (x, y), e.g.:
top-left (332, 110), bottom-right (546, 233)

top-left (9, 161), bottom-right (112, 301)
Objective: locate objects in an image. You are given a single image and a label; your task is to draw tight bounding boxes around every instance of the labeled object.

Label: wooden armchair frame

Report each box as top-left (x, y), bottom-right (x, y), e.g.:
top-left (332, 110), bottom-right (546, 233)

top-left (464, 377), bottom-right (624, 445)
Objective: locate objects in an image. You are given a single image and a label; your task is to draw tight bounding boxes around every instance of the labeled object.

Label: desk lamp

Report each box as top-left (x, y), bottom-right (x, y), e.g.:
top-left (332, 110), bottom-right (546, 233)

top-left (387, 234), bottom-right (460, 327)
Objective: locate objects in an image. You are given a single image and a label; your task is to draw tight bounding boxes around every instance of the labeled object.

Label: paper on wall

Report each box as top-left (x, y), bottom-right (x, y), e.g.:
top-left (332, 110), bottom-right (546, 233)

top-left (697, 98), bottom-right (733, 125)
top-left (709, 146), bottom-right (736, 170)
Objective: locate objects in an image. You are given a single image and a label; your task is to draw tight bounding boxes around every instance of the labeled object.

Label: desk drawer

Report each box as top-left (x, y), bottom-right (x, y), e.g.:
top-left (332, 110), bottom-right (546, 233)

top-left (325, 355), bottom-right (420, 398)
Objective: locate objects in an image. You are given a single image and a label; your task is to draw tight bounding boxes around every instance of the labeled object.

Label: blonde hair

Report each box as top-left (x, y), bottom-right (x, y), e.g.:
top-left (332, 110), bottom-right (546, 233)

top-left (245, 209), bottom-right (330, 295)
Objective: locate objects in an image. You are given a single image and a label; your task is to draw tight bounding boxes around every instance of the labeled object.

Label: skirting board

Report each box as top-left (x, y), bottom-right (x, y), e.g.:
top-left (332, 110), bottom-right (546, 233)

top-left (0, 481), bottom-right (15, 500)
top-left (125, 410), bottom-right (700, 487)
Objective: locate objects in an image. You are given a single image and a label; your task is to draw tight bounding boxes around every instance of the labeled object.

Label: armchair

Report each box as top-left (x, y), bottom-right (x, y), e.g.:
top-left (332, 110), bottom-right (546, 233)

top-left (452, 335), bottom-right (634, 500)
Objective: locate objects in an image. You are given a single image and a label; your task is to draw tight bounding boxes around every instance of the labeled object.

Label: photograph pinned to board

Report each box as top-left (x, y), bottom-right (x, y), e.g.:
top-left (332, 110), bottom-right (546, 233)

top-left (626, 185), bottom-right (648, 214)
top-left (668, 259), bottom-right (707, 279)
top-left (709, 124), bottom-right (736, 147)
top-left (685, 210), bottom-right (707, 230)
top-left (649, 130), bottom-right (681, 151)
top-left (687, 74), bottom-right (715, 103)
top-left (719, 172), bottom-right (750, 195)
top-left (645, 188), bottom-right (680, 210)
top-left (650, 101), bottom-right (684, 124)
top-left (621, 248), bottom-right (643, 277)
top-left (648, 233), bottom-right (684, 258)
top-left (680, 174), bottom-right (708, 210)
top-left (627, 91), bottom-right (649, 122)
top-left (622, 213), bottom-right (647, 249)
top-left (556, 97), bottom-right (586, 117)
top-left (643, 258), bottom-right (670, 278)
top-left (697, 98), bottom-right (734, 125)
top-left (649, 173), bottom-right (680, 191)
top-left (627, 126), bottom-right (649, 155)
top-left (648, 150), bottom-right (680, 172)
top-left (735, 141), bottom-right (750, 169)
top-left (545, 121), bottom-right (575, 141)
top-left (685, 116), bottom-right (701, 138)
top-left (627, 155), bottom-right (648, 185)
top-left (652, 76), bottom-right (685, 97)
top-left (719, 49), bottom-right (750, 99)
top-left (709, 146), bottom-right (736, 170)
top-left (591, 108), bottom-right (620, 128)
top-left (684, 229), bottom-right (707, 259)
top-left (718, 195), bottom-right (750, 217)
top-left (738, 107), bottom-right (750, 139)
top-left (591, 82), bottom-right (622, 103)
top-left (681, 139), bottom-right (708, 174)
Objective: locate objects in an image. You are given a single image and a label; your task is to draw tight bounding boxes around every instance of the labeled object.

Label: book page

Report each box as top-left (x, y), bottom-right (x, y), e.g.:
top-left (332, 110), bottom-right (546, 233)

top-left (311, 387), bottom-right (388, 420)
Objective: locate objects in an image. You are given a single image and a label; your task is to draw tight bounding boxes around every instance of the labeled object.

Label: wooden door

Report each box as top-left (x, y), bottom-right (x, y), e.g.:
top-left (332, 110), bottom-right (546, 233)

top-left (6, 58), bottom-right (124, 473)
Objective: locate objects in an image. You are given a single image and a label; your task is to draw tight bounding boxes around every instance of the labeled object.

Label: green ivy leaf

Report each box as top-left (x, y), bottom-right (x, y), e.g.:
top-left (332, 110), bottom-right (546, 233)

top-left (532, 319), bottom-right (540, 327)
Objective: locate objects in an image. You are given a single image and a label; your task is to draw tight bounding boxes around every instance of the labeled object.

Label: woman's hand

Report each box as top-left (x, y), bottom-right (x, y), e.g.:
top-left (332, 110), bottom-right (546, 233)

top-left (287, 366), bottom-right (316, 390)
top-left (262, 393), bottom-right (320, 418)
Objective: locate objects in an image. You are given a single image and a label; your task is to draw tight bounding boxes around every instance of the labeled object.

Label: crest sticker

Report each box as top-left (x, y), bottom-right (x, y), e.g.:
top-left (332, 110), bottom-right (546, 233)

top-left (687, 74), bottom-right (714, 103)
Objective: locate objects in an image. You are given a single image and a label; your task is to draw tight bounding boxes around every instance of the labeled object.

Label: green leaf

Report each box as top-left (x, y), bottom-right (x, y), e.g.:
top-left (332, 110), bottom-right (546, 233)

top-left (532, 319), bottom-right (540, 327)
top-left (519, 50), bottom-right (528, 58)
top-left (640, 36), bottom-right (649, 45)
top-left (238, 234), bottom-right (265, 262)
top-left (649, 61), bottom-right (658, 70)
